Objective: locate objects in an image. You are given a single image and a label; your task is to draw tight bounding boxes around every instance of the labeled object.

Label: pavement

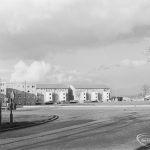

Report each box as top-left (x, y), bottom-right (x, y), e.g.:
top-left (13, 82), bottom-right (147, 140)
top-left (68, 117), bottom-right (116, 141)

top-left (0, 120), bottom-right (112, 144)
top-left (22, 104), bottom-right (150, 109)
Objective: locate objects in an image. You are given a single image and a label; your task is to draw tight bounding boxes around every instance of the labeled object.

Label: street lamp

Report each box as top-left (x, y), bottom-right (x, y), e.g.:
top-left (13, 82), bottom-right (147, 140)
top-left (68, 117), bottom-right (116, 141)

top-left (10, 90), bottom-right (14, 125)
top-left (24, 81), bottom-right (27, 105)
top-left (0, 100), bottom-right (1, 126)
top-left (0, 88), bottom-right (2, 126)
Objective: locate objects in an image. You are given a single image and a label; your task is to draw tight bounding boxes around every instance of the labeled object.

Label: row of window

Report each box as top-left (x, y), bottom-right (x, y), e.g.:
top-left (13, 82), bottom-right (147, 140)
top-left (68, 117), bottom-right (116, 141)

top-left (0, 89), bottom-right (5, 92)
top-left (38, 89), bottom-right (67, 92)
top-left (49, 93), bottom-right (66, 95)
top-left (50, 97), bottom-right (66, 99)
top-left (6, 85), bottom-right (35, 89)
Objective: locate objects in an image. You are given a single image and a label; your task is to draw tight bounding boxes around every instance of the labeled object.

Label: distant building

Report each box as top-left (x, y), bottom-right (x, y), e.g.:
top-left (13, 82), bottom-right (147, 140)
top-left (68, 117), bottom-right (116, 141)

top-left (70, 85), bottom-right (110, 103)
top-left (0, 82), bottom-right (7, 95)
top-left (0, 82), bottom-right (37, 105)
top-left (36, 84), bottom-right (70, 103)
top-left (123, 97), bottom-right (131, 101)
top-left (6, 82), bottom-right (36, 95)
top-left (6, 88), bottom-right (37, 105)
top-left (0, 81), bottom-right (111, 105)
top-left (111, 96), bottom-right (123, 102)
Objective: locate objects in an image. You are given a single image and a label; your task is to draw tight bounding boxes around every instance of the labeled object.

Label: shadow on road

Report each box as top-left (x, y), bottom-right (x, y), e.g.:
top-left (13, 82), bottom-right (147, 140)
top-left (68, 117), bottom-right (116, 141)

top-left (135, 143), bottom-right (150, 150)
top-left (0, 121), bottom-right (39, 130)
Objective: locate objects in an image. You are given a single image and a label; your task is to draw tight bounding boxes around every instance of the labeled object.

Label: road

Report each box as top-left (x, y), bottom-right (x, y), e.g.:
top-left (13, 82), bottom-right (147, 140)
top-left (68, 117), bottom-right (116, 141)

top-left (0, 106), bottom-right (150, 150)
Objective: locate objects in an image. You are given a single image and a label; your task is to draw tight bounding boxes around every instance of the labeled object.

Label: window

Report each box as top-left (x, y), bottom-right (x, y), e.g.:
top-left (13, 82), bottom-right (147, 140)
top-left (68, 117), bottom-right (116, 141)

top-left (63, 97), bottom-right (65, 99)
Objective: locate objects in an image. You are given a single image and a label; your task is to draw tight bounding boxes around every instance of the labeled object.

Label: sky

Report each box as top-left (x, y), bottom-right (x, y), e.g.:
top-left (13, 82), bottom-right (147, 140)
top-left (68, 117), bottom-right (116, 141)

top-left (1, 0), bottom-right (150, 95)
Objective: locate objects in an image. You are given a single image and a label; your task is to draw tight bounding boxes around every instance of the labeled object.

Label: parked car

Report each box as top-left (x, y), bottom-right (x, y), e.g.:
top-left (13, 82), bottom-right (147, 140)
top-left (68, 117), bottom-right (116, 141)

top-left (91, 100), bottom-right (98, 102)
top-left (144, 95), bottom-right (150, 101)
top-left (45, 101), bottom-right (54, 105)
top-left (35, 102), bottom-right (42, 105)
top-left (69, 100), bottom-right (78, 103)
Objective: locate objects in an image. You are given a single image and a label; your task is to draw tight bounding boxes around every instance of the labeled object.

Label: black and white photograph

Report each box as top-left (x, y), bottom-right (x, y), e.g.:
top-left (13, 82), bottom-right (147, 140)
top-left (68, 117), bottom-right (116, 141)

top-left (0, 0), bottom-right (150, 150)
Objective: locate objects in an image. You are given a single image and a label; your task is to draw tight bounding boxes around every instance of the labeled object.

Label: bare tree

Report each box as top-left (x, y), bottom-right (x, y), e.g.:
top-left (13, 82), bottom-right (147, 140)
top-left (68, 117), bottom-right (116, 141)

top-left (141, 85), bottom-right (150, 97)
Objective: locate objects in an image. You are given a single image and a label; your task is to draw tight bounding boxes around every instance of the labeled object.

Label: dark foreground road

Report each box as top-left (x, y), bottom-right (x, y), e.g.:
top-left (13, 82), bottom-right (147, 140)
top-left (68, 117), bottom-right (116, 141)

top-left (0, 106), bottom-right (150, 150)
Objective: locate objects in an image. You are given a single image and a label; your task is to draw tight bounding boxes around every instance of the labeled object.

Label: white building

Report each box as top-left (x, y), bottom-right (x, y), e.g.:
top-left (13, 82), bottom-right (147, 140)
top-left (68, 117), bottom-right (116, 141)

top-left (36, 84), bottom-right (69, 103)
top-left (70, 84), bottom-right (110, 103)
top-left (45, 92), bottom-right (53, 102)
top-left (91, 92), bottom-right (98, 101)
top-left (102, 89), bottom-right (111, 102)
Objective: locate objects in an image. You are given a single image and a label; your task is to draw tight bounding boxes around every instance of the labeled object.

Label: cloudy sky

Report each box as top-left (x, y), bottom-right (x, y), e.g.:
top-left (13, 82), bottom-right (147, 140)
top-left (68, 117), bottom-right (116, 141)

top-left (1, 0), bottom-right (150, 95)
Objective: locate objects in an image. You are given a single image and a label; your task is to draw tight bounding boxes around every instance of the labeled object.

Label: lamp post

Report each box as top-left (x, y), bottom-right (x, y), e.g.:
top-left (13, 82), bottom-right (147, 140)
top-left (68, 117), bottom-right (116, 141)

top-left (0, 100), bottom-right (1, 126)
top-left (10, 90), bottom-right (14, 125)
top-left (25, 81), bottom-right (26, 105)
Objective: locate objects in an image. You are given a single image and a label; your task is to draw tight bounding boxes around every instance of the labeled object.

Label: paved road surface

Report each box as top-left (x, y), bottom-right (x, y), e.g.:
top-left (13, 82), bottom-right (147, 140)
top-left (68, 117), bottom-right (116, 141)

top-left (0, 106), bottom-right (150, 150)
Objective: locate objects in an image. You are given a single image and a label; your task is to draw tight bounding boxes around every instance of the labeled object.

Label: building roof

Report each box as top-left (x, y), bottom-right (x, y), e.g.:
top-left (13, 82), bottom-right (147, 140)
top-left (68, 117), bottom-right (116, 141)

top-left (36, 84), bottom-right (69, 89)
top-left (72, 84), bottom-right (109, 89)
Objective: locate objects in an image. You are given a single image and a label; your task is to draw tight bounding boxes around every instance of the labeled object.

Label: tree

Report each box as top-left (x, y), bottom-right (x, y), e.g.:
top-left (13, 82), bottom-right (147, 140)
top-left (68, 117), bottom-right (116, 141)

top-left (141, 85), bottom-right (150, 97)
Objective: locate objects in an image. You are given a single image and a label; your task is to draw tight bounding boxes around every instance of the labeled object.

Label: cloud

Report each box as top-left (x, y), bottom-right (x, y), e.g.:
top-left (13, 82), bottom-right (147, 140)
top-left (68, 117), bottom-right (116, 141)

top-left (120, 59), bottom-right (147, 67)
top-left (1, 0), bottom-right (150, 59)
top-left (10, 60), bottom-right (91, 83)
top-left (10, 60), bottom-right (50, 82)
top-left (48, 65), bottom-right (91, 83)
top-left (97, 59), bottom-right (148, 72)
